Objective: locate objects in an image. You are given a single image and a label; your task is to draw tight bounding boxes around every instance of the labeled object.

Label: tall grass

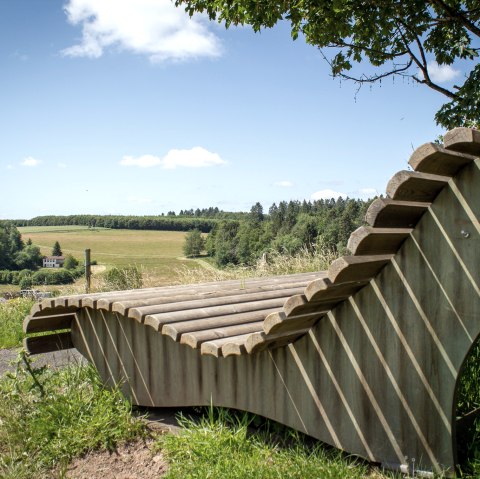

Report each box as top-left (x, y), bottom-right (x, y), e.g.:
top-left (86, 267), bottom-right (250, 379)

top-left (0, 298), bottom-right (35, 348)
top-left (0, 353), bottom-right (144, 479)
top-left (157, 407), bottom-right (374, 479)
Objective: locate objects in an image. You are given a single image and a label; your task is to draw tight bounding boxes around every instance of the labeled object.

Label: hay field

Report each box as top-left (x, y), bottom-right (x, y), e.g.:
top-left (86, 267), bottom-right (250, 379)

top-left (18, 226), bottom-right (203, 286)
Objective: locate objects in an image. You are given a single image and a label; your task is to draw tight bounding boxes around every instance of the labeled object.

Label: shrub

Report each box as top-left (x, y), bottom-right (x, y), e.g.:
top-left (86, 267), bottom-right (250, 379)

top-left (103, 265), bottom-right (143, 291)
top-left (64, 254), bottom-right (79, 270)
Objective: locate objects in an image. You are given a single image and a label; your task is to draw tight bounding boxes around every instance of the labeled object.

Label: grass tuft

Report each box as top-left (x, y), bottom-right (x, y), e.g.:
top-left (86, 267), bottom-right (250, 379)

top-left (0, 353), bottom-right (145, 478)
top-left (0, 298), bottom-right (35, 349)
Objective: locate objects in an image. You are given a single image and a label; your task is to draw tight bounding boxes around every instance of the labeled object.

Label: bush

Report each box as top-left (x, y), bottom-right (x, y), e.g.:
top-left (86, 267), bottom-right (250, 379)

top-left (31, 267), bottom-right (83, 286)
top-left (103, 265), bottom-right (143, 291)
top-left (64, 254), bottom-right (79, 270)
top-left (0, 298), bottom-right (35, 348)
top-left (183, 229), bottom-right (205, 257)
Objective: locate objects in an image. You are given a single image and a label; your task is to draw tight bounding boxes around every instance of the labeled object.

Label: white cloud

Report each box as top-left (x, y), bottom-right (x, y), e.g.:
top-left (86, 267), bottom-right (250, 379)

top-left (127, 196), bottom-right (153, 204)
top-left (274, 180), bottom-right (293, 187)
top-left (311, 189), bottom-right (346, 200)
top-left (358, 188), bottom-right (377, 196)
top-left (21, 156), bottom-right (42, 167)
top-left (120, 147), bottom-right (226, 169)
top-left (426, 61), bottom-right (460, 83)
top-left (62, 0), bottom-right (222, 62)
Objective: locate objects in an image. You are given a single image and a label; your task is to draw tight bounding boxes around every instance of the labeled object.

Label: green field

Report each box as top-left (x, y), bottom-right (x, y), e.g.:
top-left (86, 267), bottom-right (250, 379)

top-left (18, 226), bottom-right (203, 286)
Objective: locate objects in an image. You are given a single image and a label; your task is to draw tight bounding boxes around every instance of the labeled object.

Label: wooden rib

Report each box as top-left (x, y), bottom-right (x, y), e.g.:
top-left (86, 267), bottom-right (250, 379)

top-left (263, 311), bottom-right (325, 335)
top-left (365, 199), bottom-right (431, 228)
top-left (386, 170), bottom-right (450, 202)
top-left (24, 332), bottom-right (73, 355)
top-left (347, 227), bottom-right (412, 256)
top-left (245, 328), bottom-right (310, 354)
top-left (23, 314), bottom-right (74, 334)
top-left (201, 333), bottom-right (252, 357)
top-left (162, 308), bottom-right (280, 341)
top-left (444, 127), bottom-right (480, 155)
top-left (144, 297), bottom-right (286, 331)
top-left (30, 305), bottom-right (79, 318)
top-left (111, 280), bottom-right (310, 315)
top-left (328, 255), bottom-right (393, 284)
top-left (128, 287), bottom-right (304, 322)
top-left (180, 321), bottom-right (264, 348)
top-left (408, 142), bottom-right (476, 176)
top-left (282, 295), bottom-right (342, 317)
top-left (305, 278), bottom-right (368, 302)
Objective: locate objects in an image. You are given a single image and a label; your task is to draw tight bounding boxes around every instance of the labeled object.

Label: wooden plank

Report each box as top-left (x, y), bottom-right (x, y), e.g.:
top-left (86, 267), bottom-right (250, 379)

top-left (128, 287), bottom-right (304, 322)
top-left (30, 305), bottom-right (79, 318)
top-left (200, 333), bottom-right (252, 357)
top-left (408, 142), bottom-right (476, 176)
top-left (386, 171), bottom-right (450, 202)
top-left (444, 127), bottom-right (480, 155)
top-left (111, 281), bottom-right (310, 315)
top-left (143, 297), bottom-right (286, 329)
top-left (328, 255), bottom-right (393, 284)
top-left (161, 307), bottom-right (280, 341)
top-left (347, 227), bottom-right (412, 256)
top-left (180, 321), bottom-right (264, 348)
top-left (262, 311), bottom-right (325, 335)
top-left (305, 278), bottom-right (368, 302)
top-left (365, 199), bottom-right (431, 228)
top-left (282, 294), bottom-right (343, 317)
top-left (23, 314), bottom-right (74, 334)
top-left (24, 332), bottom-right (74, 355)
top-left (245, 328), bottom-right (310, 354)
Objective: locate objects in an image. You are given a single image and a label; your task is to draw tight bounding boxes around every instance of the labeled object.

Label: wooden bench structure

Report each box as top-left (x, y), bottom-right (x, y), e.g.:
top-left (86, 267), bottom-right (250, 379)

top-left (24, 127), bottom-right (480, 475)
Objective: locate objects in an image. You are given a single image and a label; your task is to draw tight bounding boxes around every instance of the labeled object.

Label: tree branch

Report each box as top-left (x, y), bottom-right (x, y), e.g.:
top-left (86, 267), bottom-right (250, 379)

top-left (429, 0), bottom-right (480, 38)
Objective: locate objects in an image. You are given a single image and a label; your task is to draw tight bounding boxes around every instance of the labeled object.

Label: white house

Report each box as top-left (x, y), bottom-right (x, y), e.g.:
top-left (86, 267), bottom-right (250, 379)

top-left (43, 256), bottom-right (65, 268)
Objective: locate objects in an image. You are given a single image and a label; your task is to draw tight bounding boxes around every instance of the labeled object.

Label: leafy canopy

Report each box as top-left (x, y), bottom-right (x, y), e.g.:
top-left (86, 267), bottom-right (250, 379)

top-left (176, 0), bottom-right (480, 129)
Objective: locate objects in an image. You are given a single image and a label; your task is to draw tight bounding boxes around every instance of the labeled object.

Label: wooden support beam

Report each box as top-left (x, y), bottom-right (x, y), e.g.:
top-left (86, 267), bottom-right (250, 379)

top-left (386, 170), bottom-right (450, 202)
top-left (365, 199), bottom-right (431, 228)
top-left (305, 278), bottom-right (368, 302)
top-left (245, 328), bottom-right (310, 354)
top-left (328, 255), bottom-right (393, 284)
top-left (23, 314), bottom-right (74, 334)
top-left (347, 226), bottom-right (412, 256)
top-left (444, 127), bottom-right (480, 155)
top-left (201, 333), bottom-right (251, 357)
top-left (24, 332), bottom-right (74, 355)
top-left (282, 294), bottom-right (342, 317)
top-left (262, 311), bottom-right (325, 335)
top-left (408, 142), bottom-right (476, 176)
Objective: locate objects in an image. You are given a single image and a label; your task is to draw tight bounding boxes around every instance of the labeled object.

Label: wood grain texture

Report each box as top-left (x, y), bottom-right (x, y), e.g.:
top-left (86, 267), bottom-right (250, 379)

top-left (24, 332), bottom-right (73, 354)
top-left (328, 255), bottom-right (393, 283)
top-left (304, 278), bottom-right (368, 302)
top-left (365, 199), bottom-right (430, 228)
top-left (408, 142), bottom-right (476, 176)
top-left (347, 227), bottom-right (412, 256)
top-left (444, 127), bottom-right (480, 155)
top-left (386, 170), bottom-right (450, 201)
top-left (23, 314), bottom-right (74, 333)
top-left (262, 311), bottom-right (326, 335)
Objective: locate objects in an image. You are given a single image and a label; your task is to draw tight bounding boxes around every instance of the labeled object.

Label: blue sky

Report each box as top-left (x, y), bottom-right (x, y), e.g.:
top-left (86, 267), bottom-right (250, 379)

top-left (0, 0), bottom-right (465, 219)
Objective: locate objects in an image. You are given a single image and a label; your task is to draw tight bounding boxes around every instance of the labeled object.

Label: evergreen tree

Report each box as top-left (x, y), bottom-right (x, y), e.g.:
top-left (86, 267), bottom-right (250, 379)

top-left (52, 241), bottom-right (62, 256)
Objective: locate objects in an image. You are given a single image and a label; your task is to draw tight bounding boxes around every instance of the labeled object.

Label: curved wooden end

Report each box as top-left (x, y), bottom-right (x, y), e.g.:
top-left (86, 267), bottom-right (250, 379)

top-left (386, 170), bottom-right (450, 202)
top-left (347, 226), bottom-right (412, 256)
top-left (444, 127), bottom-right (480, 155)
top-left (408, 142), bottom-right (476, 176)
top-left (328, 255), bottom-right (393, 284)
top-left (365, 198), bottom-right (430, 228)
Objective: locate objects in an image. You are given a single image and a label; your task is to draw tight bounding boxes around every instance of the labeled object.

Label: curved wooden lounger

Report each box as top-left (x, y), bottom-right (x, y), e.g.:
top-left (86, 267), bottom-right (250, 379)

top-left (24, 127), bottom-right (480, 475)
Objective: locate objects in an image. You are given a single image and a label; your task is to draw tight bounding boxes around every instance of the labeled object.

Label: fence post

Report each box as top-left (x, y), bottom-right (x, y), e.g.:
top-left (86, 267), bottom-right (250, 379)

top-left (85, 249), bottom-right (91, 293)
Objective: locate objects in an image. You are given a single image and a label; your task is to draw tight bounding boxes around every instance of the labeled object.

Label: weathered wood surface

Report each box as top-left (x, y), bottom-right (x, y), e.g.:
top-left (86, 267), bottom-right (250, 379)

top-left (24, 332), bottom-right (73, 354)
top-left (24, 128), bottom-right (480, 475)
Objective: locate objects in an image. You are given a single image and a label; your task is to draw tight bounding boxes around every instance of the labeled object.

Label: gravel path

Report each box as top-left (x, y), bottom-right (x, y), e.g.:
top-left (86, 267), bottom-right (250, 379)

top-left (0, 347), bottom-right (85, 376)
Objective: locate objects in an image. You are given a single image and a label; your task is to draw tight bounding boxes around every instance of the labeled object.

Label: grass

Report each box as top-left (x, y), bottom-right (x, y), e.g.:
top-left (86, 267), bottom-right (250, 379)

top-left (18, 226), bottom-right (204, 286)
top-left (0, 354), bottom-right (144, 479)
top-left (0, 298), bottom-right (35, 348)
top-left (157, 407), bottom-right (380, 479)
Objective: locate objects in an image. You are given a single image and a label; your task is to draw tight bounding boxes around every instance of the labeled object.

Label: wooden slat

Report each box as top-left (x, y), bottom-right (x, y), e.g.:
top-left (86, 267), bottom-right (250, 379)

top-left (245, 328), bottom-right (310, 354)
top-left (282, 294), bottom-right (342, 317)
top-left (386, 170), bottom-right (450, 202)
top-left (128, 287), bottom-right (304, 322)
top-left (365, 199), bottom-right (431, 228)
top-left (328, 255), bottom-right (393, 284)
top-left (262, 311), bottom-right (325, 335)
top-left (444, 127), bottom-right (480, 155)
top-left (111, 280), bottom-right (310, 315)
top-left (200, 333), bottom-right (252, 357)
top-left (161, 308), bottom-right (279, 341)
top-left (180, 321), bottom-right (264, 348)
top-left (305, 278), bottom-right (368, 302)
top-left (23, 314), bottom-right (74, 334)
top-left (408, 142), bottom-right (476, 176)
top-left (24, 332), bottom-right (74, 355)
top-left (144, 297), bottom-right (286, 331)
top-left (347, 226), bottom-right (412, 255)
top-left (30, 305), bottom-right (79, 318)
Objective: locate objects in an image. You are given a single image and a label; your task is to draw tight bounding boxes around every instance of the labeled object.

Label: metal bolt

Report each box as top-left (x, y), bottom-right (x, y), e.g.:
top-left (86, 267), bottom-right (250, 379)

top-left (461, 230), bottom-right (470, 238)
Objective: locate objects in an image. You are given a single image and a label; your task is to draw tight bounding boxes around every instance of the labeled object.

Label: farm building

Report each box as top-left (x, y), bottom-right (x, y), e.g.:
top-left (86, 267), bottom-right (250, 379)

top-left (42, 256), bottom-right (65, 268)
